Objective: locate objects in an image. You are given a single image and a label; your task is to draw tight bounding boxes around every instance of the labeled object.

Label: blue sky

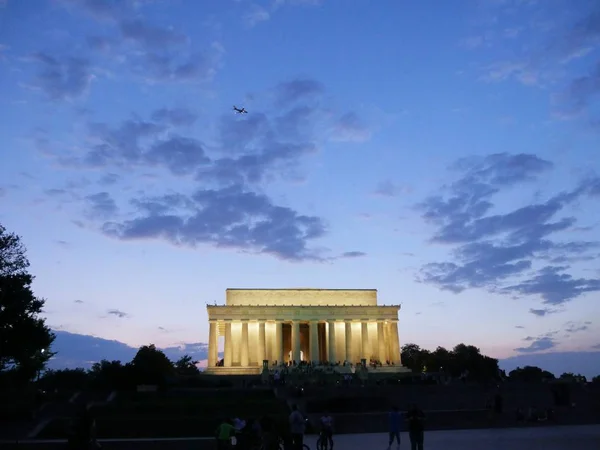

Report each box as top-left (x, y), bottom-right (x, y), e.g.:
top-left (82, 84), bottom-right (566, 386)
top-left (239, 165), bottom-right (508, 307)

top-left (1, 0), bottom-right (600, 376)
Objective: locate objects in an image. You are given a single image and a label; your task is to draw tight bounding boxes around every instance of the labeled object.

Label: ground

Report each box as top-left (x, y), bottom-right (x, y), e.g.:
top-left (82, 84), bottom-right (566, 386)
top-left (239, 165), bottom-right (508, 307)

top-left (2, 425), bottom-right (599, 449)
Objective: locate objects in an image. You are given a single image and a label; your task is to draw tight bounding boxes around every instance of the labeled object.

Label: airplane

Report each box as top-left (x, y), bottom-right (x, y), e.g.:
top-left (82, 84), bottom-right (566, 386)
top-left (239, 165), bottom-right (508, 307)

top-left (233, 105), bottom-right (248, 114)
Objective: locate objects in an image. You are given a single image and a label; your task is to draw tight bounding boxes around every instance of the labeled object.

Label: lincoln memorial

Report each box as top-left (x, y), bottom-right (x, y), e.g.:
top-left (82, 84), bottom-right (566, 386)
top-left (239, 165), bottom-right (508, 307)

top-left (205, 288), bottom-right (406, 375)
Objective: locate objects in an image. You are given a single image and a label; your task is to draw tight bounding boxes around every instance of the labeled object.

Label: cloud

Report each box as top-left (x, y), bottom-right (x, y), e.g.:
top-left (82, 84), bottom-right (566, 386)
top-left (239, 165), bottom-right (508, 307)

top-left (28, 52), bottom-right (93, 101)
top-left (564, 320), bottom-right (592, 333)
top-left (340, 251), bottom-right (367, 258)
top-left (592, 344), bottom-right (600, 350)
top-left (244, 4), bottom-right (270, 27)
top-left (476, 5), bottom-right (600, 125)
top-left (61, 1), bottom-right (223, 85)
top-left (85, 192), bottom-right (118, 219)
top-left (529, 307), bottom-right (558, 317)
top-left (98, 173), bottom-right (119, 186)
top-left (417, 153), bottom-right (600, 305)
top-left (106, 309), bottom-right (130, 319)
top-left (102, 185), bottom-right (327, 261)
top-left (330, 112), bottom-right (371, 143)
top-left (373, 180), bottom-right (412, 197)
top-left (60, 0), bottom-right (126, 21)
top-left (151, 108), bottom-right (197, 127)
top-left (41, 78), bottom-right (370, 261)
top-left (120, 20), bottom-right (187, 49)
top-left (275, 79), bottom-right (324, 107)
top-left (247, 0), bottom-right (321, 27)
top-left (505, 266), bottom-right (600, 305)
top-left (129, 48), bottom-right (223, 84)
top-left (514, 336), bottom-right (556, 353)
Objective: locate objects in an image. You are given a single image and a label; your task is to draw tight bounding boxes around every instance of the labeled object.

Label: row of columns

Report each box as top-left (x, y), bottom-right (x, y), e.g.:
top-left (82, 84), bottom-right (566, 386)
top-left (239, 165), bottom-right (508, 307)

top-left (208, 319), bottom-right (401, 368)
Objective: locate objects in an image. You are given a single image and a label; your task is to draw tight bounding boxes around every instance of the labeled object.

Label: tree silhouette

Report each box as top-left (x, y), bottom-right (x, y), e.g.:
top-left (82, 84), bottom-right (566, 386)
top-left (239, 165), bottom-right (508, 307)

top-left (400, 342), bottom-right (501, 381)
top-left (508, 366), bottom-right (555, 382)
top-left (174, 355), bottom-right (199, 376)
top-left (131, 344), bottom-right (174, 385)
top-left (0, 224), bottom-right (54, 383)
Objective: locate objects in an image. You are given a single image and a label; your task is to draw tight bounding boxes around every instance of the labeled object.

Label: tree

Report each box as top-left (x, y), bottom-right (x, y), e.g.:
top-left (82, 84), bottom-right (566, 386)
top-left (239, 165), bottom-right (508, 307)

top-left (131, 344), bottom-right (174, 385)
top-left (0, 224), bottom-right (55, 382)
top-left (39, 368), bottom-right (89, 391)
top-left (174, 355), bottom-right (200, 376)
top-left (401, 343), bottom-right (430, 373)
top-left (559, 372), bottom-right (587, 383)
top-left (508, 366), bottom-right (555, 383)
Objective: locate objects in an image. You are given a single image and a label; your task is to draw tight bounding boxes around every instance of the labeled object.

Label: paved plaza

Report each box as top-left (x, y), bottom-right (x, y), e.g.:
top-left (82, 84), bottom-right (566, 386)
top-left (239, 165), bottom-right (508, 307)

top-left (2, 425), bottom-right (599, 450)
top-left (302, 425), bottom-right (600, 450)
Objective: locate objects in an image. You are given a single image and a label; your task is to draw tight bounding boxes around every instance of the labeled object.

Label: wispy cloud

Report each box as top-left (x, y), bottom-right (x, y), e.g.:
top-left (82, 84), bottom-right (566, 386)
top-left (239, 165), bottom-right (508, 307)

top-left (340, 251), bottom-right (367, 258)
top-left (38, 77), bottom-right (368, 262)
top-left (373, 181), bottom-right (412, 197)
top-left (514, 334), bottom-right (556, 353)
top-left (106, 309), bottom-right (130, 319)
top-left (417, 152), bottom-right (600, 306)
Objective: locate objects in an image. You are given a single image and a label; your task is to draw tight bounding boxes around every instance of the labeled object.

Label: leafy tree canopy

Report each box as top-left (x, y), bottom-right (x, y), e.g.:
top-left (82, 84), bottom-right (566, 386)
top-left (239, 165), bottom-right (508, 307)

top-left (0, 224), bottom-right (54, 382)
top-left (508, 365), bottom-right (555, 382)
top-left (400, 342), bottom-right (500, 381)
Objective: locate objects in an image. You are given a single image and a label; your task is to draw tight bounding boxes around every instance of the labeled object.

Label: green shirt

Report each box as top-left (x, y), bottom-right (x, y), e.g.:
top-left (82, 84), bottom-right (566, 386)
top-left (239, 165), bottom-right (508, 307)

top-left (216, 423), bottom-right (236, 440)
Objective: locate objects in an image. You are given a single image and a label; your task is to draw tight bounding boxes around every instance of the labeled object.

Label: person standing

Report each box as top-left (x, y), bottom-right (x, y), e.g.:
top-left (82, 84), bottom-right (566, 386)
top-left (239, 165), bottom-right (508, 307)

top-left (406, 404), bottom-right (425, 450)
top-left (387, 406), bottom-right (402, 450)
top-left (289, 404), bottom-right (306, 450)
top-left (319, 411), bottom-right (334, 450)
top-left (215, 418), bottom-right (237, 450)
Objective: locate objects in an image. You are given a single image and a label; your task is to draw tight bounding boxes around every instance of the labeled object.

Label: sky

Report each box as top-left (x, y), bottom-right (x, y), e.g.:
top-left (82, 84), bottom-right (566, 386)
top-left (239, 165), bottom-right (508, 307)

top-left (1, 0), bottom-right (600, 377)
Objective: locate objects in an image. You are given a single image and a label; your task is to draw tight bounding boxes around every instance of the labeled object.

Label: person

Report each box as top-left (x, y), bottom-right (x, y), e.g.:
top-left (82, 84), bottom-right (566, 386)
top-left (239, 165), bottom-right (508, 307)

top-left (288, 404), bottom-right (305, 450)
top-left (387, 406), bottom-right (402, 450)
top-left (320, 411), bottom-right (334, 450)
top-left (406, 404), bottom-right (425, 450)
top-left (215, 418), bottom-right (237, 450)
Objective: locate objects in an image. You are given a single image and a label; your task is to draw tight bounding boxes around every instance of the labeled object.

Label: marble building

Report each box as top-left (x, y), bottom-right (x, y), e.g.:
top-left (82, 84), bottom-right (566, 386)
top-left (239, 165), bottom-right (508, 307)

top-left (205, 288), bottom-right (406, 375)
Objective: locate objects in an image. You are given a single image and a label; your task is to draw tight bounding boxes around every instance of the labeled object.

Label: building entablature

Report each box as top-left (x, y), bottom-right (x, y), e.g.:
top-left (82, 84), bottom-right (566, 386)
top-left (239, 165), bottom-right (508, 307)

top-left (206, 305), bottom-right (400, 322)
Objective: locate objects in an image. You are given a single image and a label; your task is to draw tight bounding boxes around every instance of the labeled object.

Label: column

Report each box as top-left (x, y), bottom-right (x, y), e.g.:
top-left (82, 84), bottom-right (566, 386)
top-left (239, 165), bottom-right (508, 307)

top-left (241, 321), bottom-right (249, 367)
top-left (291, 321), bottom-right (301, 363)
top-left (377, 321), bottom-right (386, 362)
top-left (274, 321), bottom-right (283, 364)
top-left (344, 321), bottom-right (352, 363)
top-left (208, 320), bottom-right (218, 367)
top-left (258, 321), bottom-right (266, 364)
top-left (309, 321), bottom-right (319, 364)
top-left (224, 321), bottom-right (232, 367)
top-left (361, 321), bottom-right (368, 359)
top-left (328, 320), bottom-right (337, 363)
top-left (391, 321), bottom-right (401, 364)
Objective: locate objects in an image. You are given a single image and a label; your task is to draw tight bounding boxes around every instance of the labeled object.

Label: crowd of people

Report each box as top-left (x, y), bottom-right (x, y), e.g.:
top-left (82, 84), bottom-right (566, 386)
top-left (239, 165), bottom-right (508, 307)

top-left (214, 404), bottom-right (338, 450)
top-left (213, 403), bottom-right (428, 450)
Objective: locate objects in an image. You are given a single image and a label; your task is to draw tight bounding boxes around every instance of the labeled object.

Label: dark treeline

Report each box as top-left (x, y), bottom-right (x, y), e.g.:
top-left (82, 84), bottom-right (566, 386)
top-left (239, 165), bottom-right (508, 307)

top-left (37, 345), bottom-right (201, 392)
top-left (400, 343), bottom-right (596, 384)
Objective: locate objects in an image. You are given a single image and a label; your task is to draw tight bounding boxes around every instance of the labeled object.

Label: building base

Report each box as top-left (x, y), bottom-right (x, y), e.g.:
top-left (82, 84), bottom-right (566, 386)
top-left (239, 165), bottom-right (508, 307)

top-left (368, 365), bottom-right (412, 374)
top-left (204, 366), bottom-right (262, 375)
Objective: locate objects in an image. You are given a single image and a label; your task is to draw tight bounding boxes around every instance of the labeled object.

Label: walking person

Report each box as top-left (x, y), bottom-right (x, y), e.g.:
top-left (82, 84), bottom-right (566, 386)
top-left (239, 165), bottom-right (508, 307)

top-left (387, 406), bottom-right (402, 450)
top-left (406, 404), bottom-right (425, 450)
top-left (288, 404), bottom-right (306, 450)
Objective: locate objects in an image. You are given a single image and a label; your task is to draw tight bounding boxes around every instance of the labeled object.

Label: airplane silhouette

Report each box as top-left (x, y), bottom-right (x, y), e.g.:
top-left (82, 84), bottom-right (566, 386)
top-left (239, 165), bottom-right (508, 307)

top-left (233, 106), bottom-right (248, 114)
